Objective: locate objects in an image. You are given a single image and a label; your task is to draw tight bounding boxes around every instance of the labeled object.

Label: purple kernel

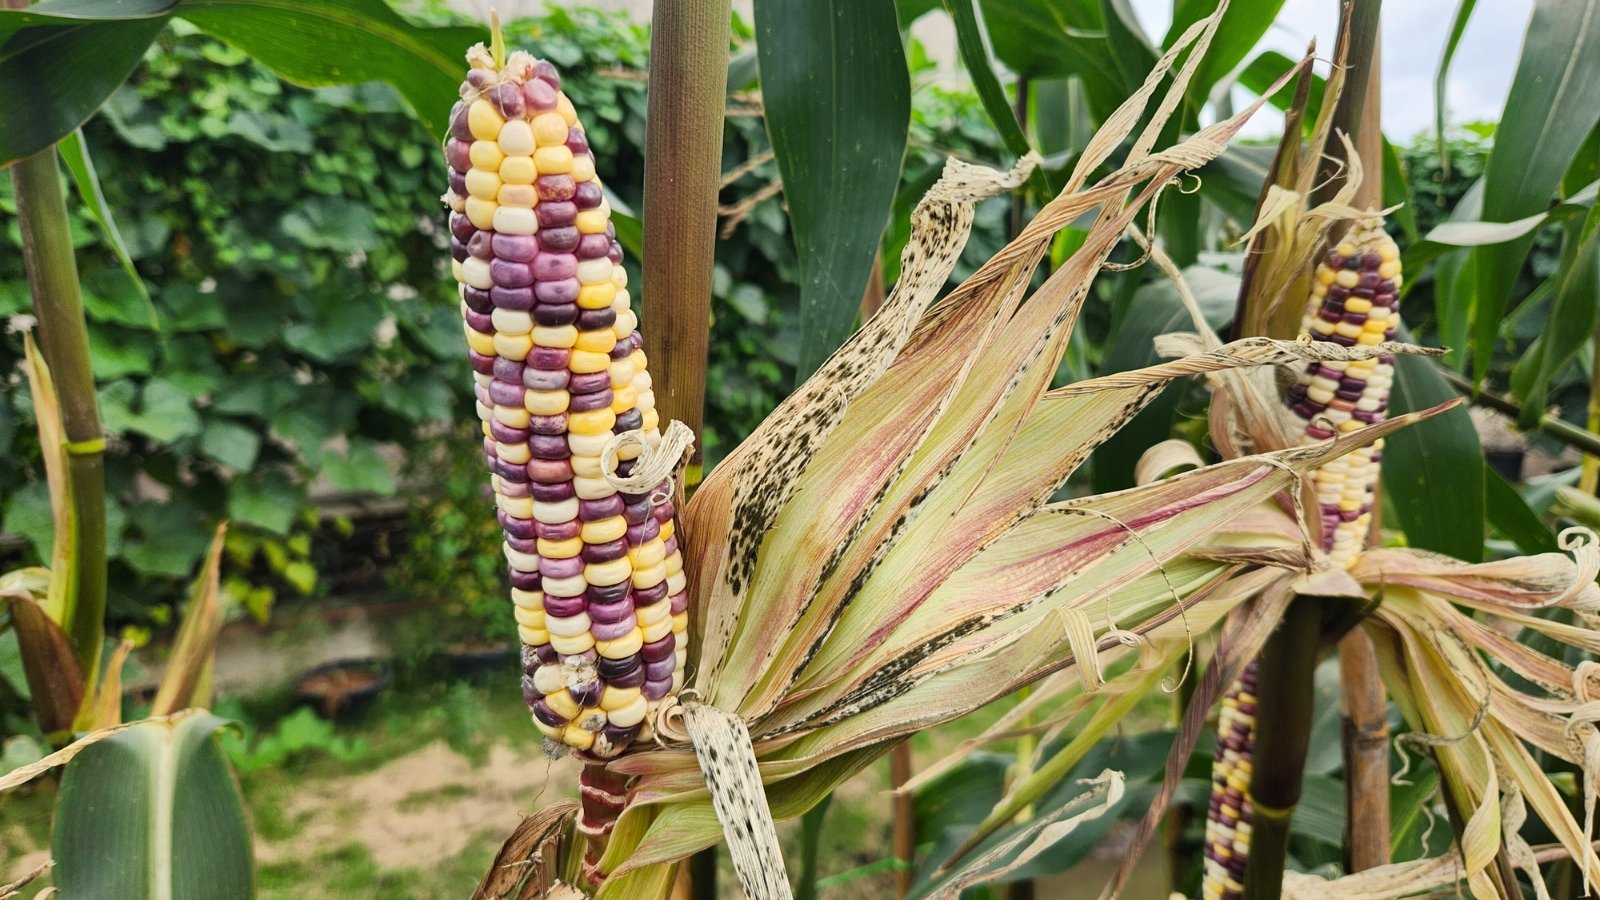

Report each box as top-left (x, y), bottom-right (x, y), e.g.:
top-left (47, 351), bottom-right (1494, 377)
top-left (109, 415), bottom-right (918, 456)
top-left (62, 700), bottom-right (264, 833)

top-left (569, 389), bottom-right (614, 412)
top-left (506, 535), bottom-right (539, 554)
top-left (641, 634), bottom-right (676, 662)
top-left (541, 556), bottom-right (585, 579)
top-left (491, 420), bottom-right (530, 443)
top-left (510, 568), bottom-right (541, 590)
top-left (466, 232), bottom-right (493, 264)
top-left (495, 459), bottom-right (531, 483)
top-left (524, 79), bottom-right (558, 111)
top-left (534, 60), bottom-right (561, 88)
top-left (540, 226), bottom-right (580, 252)
top-left (609, 341), bottom-right (633, 360)
top-left (578, 309), bottom-right (617, 332)
top-left (642, 679), bottom-right (672, 701)
top-left (1361, 251), bottom-right (1383, 270)
top-left (588, 598), bottom-right (634, 625)
top-left (530, 434), bottom-right (570, 459)
top-left (492, 82), bottom-right (525, 118)
top-left (448, 170), bottom-right (468, 197)
top-left (577, 234), bottom-right (612, 259)
top-left (449, 101), bottom-right (472, 141)
top-left (588, 581), bottom-right (630, 604)
top-left (533, 303), bottom-right (579, 327)
top-left (530, 481), bottom-right (575, 502)
top-left (571, 680), bottom-right (604, 708)
top-left (579, 495), bottom-right (626, 520)
top-left (449, 212), bottom-right (476, 243)
top-left (583, 538), bottom-right (629, 563)
top-left (530, 347), bottom-right (571, 369)
top-left (491, 258), bottom-right (535, 289)
top-left (592, 618), bottom-right (637, 642)
top-left (492, 356), bottom-right (523, 382)
top-left (500, 481), bottom-right (532, 500)
top-left (644, 657), bottom-right (675, 681)
top-left (492, 233), bottom-right (539, 263)
top-left (464, 309), bottom-right (494, 333)
top-left (499, 511), bottom-right (537, 539)
top-left (532, 699), bottom-right (567, 728)
top-left (535, 644), bottom-right (559, 666)
top-left (623, 498), bottom-right (652, 526)
top-left (491, 286), bottom-right (535, 311)
top-left (445, 138), bottom-right (472, 173)
top-left (615, 409), bottom-right (643, 432)
top-left (488, 379), bottom-right (523, 406)
top-left (570, 372), bottom-right (611, 394)
top-left (529, 413), bottom-right (567, 435)
top-left (669, 592), bottom-right (688, 615)
top-left (542, 594), bottom-right (588, 618)
top-left (536, 175), bottom-right (576, 202)
top-left (525, 368), bottom-right (570, 391)
top-left (602, 724), bottom-right (640, 747)
top-left (633, 582), bottom-right (669, 607)
top-left (535, 278), bottom-right (581, 305)
top-left (626, 519), bottom-right (661, 545)
top-left (565, 128), bottom-right (590, 155)
top-left (608, 242), bottom-right (623, 264)
top-left (532, 252), bottom-right (578, 281)
top-left (537, 202), bottom-right (578, 228)
top-left (528, 458), bottom-right (573, 483)
top-left (536, 520), bottom-right (582, 541)
top-left (451, 239), bottom-right (468, 262)
top-left (573, 181), bottom-right (603, 209)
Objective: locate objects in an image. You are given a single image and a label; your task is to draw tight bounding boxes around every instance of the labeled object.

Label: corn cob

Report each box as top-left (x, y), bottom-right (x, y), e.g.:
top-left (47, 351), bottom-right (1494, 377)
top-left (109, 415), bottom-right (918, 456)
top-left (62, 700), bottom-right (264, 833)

top-left (442, 43), bottom-right (689, 764)
top-left (1201, 218), bottom-right (1401, 900)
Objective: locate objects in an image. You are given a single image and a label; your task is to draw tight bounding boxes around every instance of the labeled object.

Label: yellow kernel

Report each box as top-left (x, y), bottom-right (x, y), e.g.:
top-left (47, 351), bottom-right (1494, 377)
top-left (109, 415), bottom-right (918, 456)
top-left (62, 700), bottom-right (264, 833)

top-left (533, 324), bottom-right (578, 348)
top-left (556, 93), bottom-right (578, 126)
top-left (609, 359), bottom-right (636, 386)
top-left (1334, 270), bottom-right (1359, 288)
top-left (468, 99), bottom-right (505, 141)
top-left (495, 406), bottom-right (531, 429)
top-left (641, 616), bottom-right (673, 643)
top-left (518, 626), bottom-right (549, 646)
top-left (571, 154), bottom-right (596, 183)
top-left (1344, 297), bottom-right (1372, 314)
top-left (469, 140), bottom-right (505, 170)
top-left (491, 308), bottom-right (533, 335)
top-left (492, 206), bottom-right (538, 235)
top-left (658, 519), bottom-right (674, 541)
top-left (497, 441), bottom-right (531, 464)
top-left (631, 561), bottom-right (667, 589)
top-left (637, 599), bottom-right (670, 626)
top-left (595, 629), bottom-right (644, 660)
top-left (497, 183), bottom-right (537, 207)
top-left (611, 384), bottom-right (638, 412)
top-left (510, 587), bottom-right (541, 610)
top-left (576, 259), bottom-right (613, 285)
top-left (575, 329), bottom-right (617, 353)
top-left (571, 454), bottom-right (602, 477)
top-left (1379, 260), bottom-right (1400, 279)
top-left (546, 611), bottom-right (592, 638)
top-left (1315, 266), bottom-right (1336, 286)
top-left (600, 686), bottom-right (642, 712)
top-left (497, 119), bottom-right (535, 155)
top-left (512, 604), bottom-right (544, 628)
top-left (497, 494), bottom-right (534, 518)
top-left (568, 432), bottom-right (610, 456)
top-left (572, 520), bottom-right (620, 547)
top-left (451, 259), bottom-right (465, 283)
top-left (539, 536), bottom-right (582, 558)
top-left (465, 327), bottom-right (496, 356)
top-left (525, 390), bottom-right (569, 416)
top-left (578, 282), bottom-right (616, 309)
top-left (550, 631), bottom-right (596, 655)
top-left (665, 551), bottom-right (682, 576)
top-left (586, 557), bottom-right (632, 587)
top-left (607, 694), bottom-right (648, 728)
top-left (568, 408), bottom-right (617, 435)
top-left (494, 332), bottom-right (534, 361)
top-left (500, 155), bottom-right (536, 184)
top-left (534, 145), bottom-right (573, 174)
top-left (573, 475), bottom-right (612, 500)
top-left (570, 350), bottom-right (611, 374)
top-left (629, 540), bottom-right (665, 568)
top-left (1357, 331), bottom-right (1384, 345)
top-left (562, 725), bottom-right (596, 751)
top-left (641, 408), bottom-right (660, 432)
top-left (576, 208), bottom-right (608, 234)
top-left (671, 610), bottom-right (689, 634)
top-left (532, 113), bottom-right (568, 146)
top-left (545, 689), bottom-right (580, 720)
top-left (465, 196), bottom-right (498, 230)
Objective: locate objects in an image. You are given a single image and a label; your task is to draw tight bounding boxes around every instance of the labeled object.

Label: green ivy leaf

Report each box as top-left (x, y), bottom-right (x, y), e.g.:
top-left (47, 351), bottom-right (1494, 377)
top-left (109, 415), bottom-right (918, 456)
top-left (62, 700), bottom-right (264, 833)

top-left (123, 502), bottom-right (211, 579)
top-left (322, 439), bottom-right (396, 496)
top-left (278, 196), bottom-right (377, 252)
top-left (199, 418), bottom-right (262, 472)
top-left (101, 378), bottom-right (202, 444)
top-left (227, 470), bottom-right (302, 536)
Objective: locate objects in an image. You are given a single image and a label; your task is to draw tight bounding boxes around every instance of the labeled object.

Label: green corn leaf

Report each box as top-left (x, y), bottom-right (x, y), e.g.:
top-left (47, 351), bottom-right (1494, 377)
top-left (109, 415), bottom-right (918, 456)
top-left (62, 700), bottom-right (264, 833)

top-left (58, 129), bottom-right (156, 327)
top-left (1509, 202), bottom-right (1600, 424)
top-left (1483, 464), bottom-right (1558, 556)
top-left (942, 0), bottom-right (1052, 196)
top-left (52, 711), bottom-right (254, 899)
top-left (755, 0), bottom-right (910, 380)
top-left (1433, 0), bottom-right (1478, 172)
top-left (1470, 0), bottom-right (1600, 385)
top-left (1386, 353), bottom-right (1484, 562)
top-left (1165, 0), bottom-right (1288, 99)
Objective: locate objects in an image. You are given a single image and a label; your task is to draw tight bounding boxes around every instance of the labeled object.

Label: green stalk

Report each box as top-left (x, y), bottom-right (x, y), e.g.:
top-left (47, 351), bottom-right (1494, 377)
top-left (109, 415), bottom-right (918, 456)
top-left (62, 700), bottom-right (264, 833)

top-left (1242, 599), bottom-right (1325, 900)
top-left (642, 0), bottom-right (730, 489)
top-left (10, 146), bottom-right (107, 697)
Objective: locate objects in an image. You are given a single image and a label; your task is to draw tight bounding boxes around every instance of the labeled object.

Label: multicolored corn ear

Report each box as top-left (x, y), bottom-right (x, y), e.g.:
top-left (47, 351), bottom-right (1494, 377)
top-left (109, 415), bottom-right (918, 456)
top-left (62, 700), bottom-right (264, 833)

top-left (443, 41), bottom-right (689, 761)
top-left (1286, 219), bottom-right (1402, 567)
top-left (1201, 217), bottom-right (1401, 900)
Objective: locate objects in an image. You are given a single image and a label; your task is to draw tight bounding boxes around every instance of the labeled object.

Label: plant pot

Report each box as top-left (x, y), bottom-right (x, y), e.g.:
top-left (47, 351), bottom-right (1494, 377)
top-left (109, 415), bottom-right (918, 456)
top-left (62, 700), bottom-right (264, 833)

top-left (440, 638), bottom-right (518, 678)
top-left (294, 657), bottom-right (392, 719)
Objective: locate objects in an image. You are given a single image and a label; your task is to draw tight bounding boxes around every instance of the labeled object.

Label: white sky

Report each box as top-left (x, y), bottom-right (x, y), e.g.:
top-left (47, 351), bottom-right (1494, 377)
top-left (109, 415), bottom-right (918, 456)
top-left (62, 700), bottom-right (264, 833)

top-left (1128, 0), bottom-right (1532, 140)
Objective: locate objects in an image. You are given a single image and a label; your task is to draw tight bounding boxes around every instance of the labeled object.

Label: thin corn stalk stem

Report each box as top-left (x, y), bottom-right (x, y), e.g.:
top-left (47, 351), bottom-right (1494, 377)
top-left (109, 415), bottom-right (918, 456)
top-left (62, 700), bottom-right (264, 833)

top-left (1338, 628), bottom-right (1390, 871)
top-left (642, 0), bottom-right (730, 486)
top-left (1336, 29), bottom-right (1390, 872)
top-left (1437, 366), bottom-right (1600, 458)
top-left (890, 742), bottom-right (915, 897)
top-left (1582, 318), bottom-right (1600, 494)
top-left (9, 145), bottom-right (107, 693)
top-left (1243, 598), bottom-right (1325, 900)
